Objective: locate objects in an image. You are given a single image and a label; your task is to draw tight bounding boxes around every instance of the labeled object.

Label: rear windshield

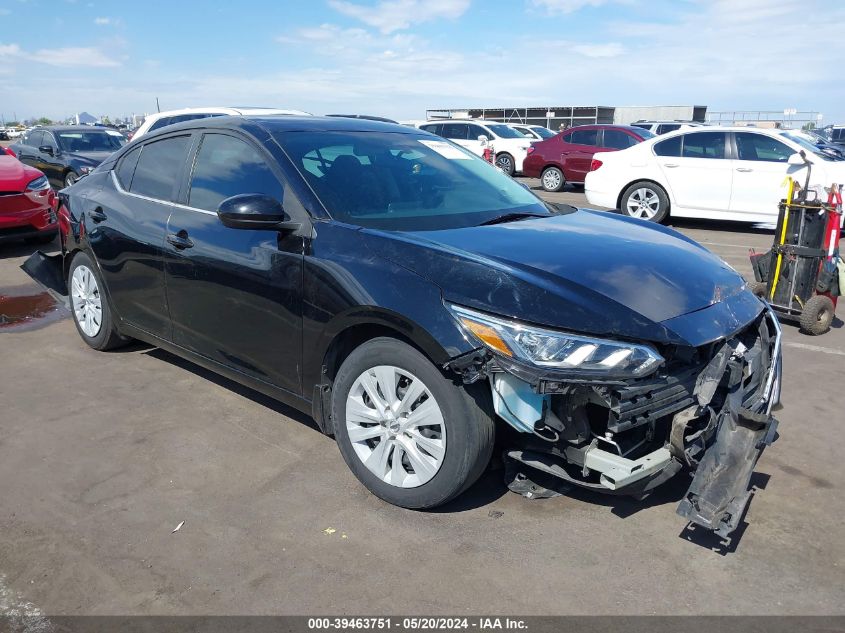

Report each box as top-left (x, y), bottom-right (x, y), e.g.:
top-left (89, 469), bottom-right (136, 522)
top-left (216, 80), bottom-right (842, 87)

top-left (276, 131), bottom-right (550, 231)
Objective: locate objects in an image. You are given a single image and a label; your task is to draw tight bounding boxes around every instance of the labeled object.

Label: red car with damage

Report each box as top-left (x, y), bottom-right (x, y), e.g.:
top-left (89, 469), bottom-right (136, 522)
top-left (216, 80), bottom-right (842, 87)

top-left (522, 124), bottom-right (655, 192)
top-left (0, 155), bottom-right (58, 244)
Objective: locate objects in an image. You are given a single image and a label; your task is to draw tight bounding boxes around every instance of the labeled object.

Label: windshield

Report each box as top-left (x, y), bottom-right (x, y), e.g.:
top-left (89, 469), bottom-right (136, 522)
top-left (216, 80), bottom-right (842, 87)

top-left (486, 124), bottom-right (526, 139)
top-left (57, 130), bottom-right (126, 152)
top-left (278, 131), bottom-right (551, 231)
top-left (532, 127), bottom-right (556, 139)
top-left (780, 132), bottom-right (831, 160)
top-left (636, 128), bottom-right (657, 139)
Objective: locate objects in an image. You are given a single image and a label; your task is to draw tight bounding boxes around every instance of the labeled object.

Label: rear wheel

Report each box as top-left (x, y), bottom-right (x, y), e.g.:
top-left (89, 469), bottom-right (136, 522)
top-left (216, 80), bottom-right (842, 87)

top-left (540, 166), bottom-right (565, 192)
top-left (799, 295), bottom-right (834, 336)
top-left (332, 337), bottom-right (495, 509)
top-left (620, 181), bottom-right (669, 223)
top-left (495, 153), bottom-right (515, 176)
top-left (68, 251), bottom-right (130, 350)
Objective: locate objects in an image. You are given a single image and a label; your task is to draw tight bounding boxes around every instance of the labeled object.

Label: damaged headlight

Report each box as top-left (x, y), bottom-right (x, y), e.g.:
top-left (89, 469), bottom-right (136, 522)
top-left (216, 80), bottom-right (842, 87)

top-left (448, 304), bottom-right (664, 378)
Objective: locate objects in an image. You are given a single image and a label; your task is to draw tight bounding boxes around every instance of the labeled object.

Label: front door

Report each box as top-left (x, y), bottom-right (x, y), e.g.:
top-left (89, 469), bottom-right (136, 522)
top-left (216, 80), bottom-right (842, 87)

top-left (729, 131), bottom-right (801, 219)
top-left (164, 131), bottom-right (304, 395)
top-left (560, 128), bottom-right (599, 182)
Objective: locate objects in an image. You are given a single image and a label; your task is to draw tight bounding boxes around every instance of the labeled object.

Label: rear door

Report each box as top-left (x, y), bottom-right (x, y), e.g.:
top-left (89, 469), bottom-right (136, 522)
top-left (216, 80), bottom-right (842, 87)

top-left (656, 131), bottom-right (732, 212)
top-left (87, 132), bottom-right (193, 339)
top-left (729, 131), bottom-right (799, 219)
top-left (560, 128), bottom-right (599, 182)
top-left (164, 131), bottom-right (305, 394)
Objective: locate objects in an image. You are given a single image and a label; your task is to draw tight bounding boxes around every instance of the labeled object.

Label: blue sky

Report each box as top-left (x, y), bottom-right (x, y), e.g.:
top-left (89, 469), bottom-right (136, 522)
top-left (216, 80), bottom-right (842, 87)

top-left (1, 0), bottom-right (844, 124)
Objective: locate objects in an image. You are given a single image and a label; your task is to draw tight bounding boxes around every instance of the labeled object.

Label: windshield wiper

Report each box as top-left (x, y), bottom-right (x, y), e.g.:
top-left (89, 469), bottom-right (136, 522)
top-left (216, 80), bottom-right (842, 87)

top-left (478, 212), bottom-right (548, 226)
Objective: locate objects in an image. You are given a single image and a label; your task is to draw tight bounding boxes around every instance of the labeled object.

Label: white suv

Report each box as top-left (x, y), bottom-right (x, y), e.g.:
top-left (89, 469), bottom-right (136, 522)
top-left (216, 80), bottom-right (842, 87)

top-left (131, 106), bottom-right (310, 140)
top-left (417, 119), bottom-right (533, 175)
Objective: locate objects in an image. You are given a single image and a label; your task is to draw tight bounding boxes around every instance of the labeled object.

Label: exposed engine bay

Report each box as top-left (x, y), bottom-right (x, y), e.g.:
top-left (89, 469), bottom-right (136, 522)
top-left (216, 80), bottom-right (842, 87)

top-left (447, 309), bottom-right (781, 538)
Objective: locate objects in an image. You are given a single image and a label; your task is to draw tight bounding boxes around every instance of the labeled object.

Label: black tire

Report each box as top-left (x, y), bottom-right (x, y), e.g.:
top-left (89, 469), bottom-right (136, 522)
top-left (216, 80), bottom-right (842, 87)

top-left (68, 251), bottom-right (130, 351)
top-left (620, 181), bottom-right (670, 223)
top-left (495, 152), bottom-right (515, 176)
top-left (24, 232), bottom-right (57, 245)
top-left (332, 337), bottom-right (495, 509)
top-left (749, 281), bottom-right (769, 300)
top-left (799, 295), bottom-right (834, 336)
top-left (540, 166), bottom-right (565, 192)
top-left (64, 170), bottom-right (79, 188)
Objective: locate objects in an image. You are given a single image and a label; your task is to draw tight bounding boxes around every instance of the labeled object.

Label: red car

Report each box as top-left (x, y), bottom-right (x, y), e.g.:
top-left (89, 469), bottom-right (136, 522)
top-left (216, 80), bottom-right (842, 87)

top-left (522, 124), bottom-right (655, 192)
top-left (0, 155), bottom-right (58, 244)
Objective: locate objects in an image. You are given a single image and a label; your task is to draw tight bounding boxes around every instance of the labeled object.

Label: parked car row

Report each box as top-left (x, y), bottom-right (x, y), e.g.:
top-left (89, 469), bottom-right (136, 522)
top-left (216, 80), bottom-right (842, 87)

top-left (415, 120), bottom-right (534, 175)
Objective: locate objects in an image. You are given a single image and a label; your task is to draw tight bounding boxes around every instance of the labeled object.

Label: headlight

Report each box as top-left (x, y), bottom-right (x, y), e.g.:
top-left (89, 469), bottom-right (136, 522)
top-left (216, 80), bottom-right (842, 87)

top-left (25, 176), bottom-right (50, 192)
top-left (448, 304), bottom-right (664, 378)
top-left (78, 166), bottom-right (94, 175)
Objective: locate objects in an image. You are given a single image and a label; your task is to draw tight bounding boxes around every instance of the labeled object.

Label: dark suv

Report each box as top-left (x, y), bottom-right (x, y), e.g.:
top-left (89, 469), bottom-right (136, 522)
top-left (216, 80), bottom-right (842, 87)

top-left (11, 126), bottom-right (126, 188)
top-left (522, 124), bottom-right (654, 191)
top-left (23, 115), bottom-right (780, 537)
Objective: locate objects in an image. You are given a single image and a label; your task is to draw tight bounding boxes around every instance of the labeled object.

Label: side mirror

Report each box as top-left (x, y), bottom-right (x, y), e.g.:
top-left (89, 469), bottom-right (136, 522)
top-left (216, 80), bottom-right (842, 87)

top-left (787, 151), bottom-right (808, 166)
top-left (38, 145), bottom-right (55, 156)
top-left (477, 134), bottom-right (489, 146)
top-left (216, 194), bottom-right (301, 231)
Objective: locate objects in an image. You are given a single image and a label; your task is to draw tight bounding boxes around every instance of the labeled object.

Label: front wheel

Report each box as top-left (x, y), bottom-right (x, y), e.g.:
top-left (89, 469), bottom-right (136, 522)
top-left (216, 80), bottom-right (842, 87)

top-left (620, 181), bottom-right (669, 223)
top-left (495, 153), bottom-right (515, 176)
top-left (68, 251), bottom-right (130, 350)
top-left (64, 171), bottom-right (79, 188)
top-left (540, 166), bottom-right (565, 192)
top-left (332, 338), bottom-right (495, 509)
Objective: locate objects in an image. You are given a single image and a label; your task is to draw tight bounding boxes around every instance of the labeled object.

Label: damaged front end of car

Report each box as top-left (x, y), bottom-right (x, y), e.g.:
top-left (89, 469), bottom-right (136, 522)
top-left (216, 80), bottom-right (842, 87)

top-left (445, 302), bottom-right (781, 538)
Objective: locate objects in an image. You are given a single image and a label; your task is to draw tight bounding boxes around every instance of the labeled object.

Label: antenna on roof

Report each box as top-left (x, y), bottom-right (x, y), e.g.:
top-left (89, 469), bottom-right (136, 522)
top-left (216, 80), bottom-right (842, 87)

top-left (156, 98), bottom-right (161, 113)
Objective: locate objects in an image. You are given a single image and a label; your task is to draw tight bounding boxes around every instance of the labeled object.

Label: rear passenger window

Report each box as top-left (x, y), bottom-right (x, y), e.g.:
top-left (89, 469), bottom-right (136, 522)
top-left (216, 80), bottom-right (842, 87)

top-left (441, 124), bottom-right (468, 140)
top-left (130, 135), bottom-right (191, 200)
top-left (602, 129), bottom-right (635, 149)
top-left (657, 124), bottom-right (681, 134)
top-left (681, 132), bottom-right (725, 159)
top-left (419, 124), bottom-right (440, 135)
top-left (115, 145), bottom-right (141, 189)
top-left (567, 129), bottom-right (598, 146)
top-left (654, 136), bottom-right (681, 157)
top-left (188, 133), bottom-right (283, 212)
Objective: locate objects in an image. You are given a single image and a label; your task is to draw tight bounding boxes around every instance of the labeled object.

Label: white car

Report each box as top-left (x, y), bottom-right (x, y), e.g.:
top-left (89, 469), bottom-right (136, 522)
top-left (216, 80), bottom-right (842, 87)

top-left (131, 106), bottom-right (310, 140)
top-left (508, 124), bottom-right (557, 141)
top-left (417, 120), bottom-right (533, 175)
top-left (585, 127), bottom-right (845, 224)
top-left (630, 120), bottom-right (707, 135)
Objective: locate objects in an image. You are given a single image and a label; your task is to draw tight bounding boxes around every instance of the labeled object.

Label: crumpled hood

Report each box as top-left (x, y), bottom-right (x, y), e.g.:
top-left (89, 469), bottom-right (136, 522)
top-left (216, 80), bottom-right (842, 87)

top-left (364, 209), bottom-right (760, 346)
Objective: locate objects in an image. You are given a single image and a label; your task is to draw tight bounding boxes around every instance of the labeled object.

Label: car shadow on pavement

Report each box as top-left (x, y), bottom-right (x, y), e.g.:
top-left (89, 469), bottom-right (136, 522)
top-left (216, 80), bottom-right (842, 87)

top-left (0, 238), bottom-right (58, 261)
top-left (143, 347), bottom-right (323, 434)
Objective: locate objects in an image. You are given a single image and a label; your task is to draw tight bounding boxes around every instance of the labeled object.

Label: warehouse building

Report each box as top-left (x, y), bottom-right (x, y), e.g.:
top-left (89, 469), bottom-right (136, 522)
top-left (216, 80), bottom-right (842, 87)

top-left (425, 105), bottom-right (707, 129)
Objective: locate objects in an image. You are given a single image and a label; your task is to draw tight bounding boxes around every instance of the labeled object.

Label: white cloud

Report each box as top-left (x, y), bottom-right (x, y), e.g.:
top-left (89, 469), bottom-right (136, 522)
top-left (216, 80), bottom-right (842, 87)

top-left (328, 0), bottom-right (471, 33)
top-left (0, 8), bottom-right (11, 16)
top-left (571, 42), bottom-right (623, 57)
top-left (530, 0), bottom-right (620, 14)
top-left (94, 17), bottom-right (111, 25)
top-left (28, 46), bottom-right (120, 67)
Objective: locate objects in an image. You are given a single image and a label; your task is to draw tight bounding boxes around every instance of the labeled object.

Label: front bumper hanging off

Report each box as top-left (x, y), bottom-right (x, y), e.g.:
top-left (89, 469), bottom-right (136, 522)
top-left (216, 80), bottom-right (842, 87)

top-left (481, 310), bottom-right (782, 538)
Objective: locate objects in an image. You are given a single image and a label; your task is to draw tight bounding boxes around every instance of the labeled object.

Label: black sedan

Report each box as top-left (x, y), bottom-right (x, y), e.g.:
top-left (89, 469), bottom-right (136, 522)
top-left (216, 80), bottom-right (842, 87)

top-left (23, 115), bottom-right (781, 537)
top-left (11, 125), bottom-right (126, 188)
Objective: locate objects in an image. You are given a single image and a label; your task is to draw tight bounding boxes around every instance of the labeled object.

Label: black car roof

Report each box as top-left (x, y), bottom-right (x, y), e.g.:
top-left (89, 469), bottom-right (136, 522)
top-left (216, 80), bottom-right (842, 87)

top-left (144, 114), bottom-right (419, 138)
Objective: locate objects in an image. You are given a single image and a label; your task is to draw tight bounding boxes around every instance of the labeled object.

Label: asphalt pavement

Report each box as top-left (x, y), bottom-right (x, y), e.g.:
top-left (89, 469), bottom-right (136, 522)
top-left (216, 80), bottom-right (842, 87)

top-left (0, 181), bottom-right (843, 617)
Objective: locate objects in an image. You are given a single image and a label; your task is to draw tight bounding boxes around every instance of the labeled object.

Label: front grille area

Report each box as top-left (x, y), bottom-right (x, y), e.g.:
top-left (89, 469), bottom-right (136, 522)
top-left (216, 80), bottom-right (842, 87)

top-left (602, 311), bottom-right (778, 434)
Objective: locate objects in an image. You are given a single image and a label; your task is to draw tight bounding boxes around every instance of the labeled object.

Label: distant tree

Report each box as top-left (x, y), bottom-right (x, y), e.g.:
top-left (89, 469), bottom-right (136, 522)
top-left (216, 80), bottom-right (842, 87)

top-left (6, 121), bottom-right (19, 127)
top-left (101, 115), bottom-right (112, 126)
top-left (802, 122), bottom-right (815, 131)
top-left (36, 117), bottom-right (53, 126)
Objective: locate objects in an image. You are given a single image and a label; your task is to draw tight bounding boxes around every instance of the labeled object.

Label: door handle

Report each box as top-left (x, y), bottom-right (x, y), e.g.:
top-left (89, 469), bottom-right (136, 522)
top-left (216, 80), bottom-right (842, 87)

top-left (664, 163), bottom-right (679, 168)
top-left (736, 167), bottom-right (753, 172)
top-left (89, 208), bottom-right (107, 223)
top-left (167, 231), bottom-right (194, 250)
